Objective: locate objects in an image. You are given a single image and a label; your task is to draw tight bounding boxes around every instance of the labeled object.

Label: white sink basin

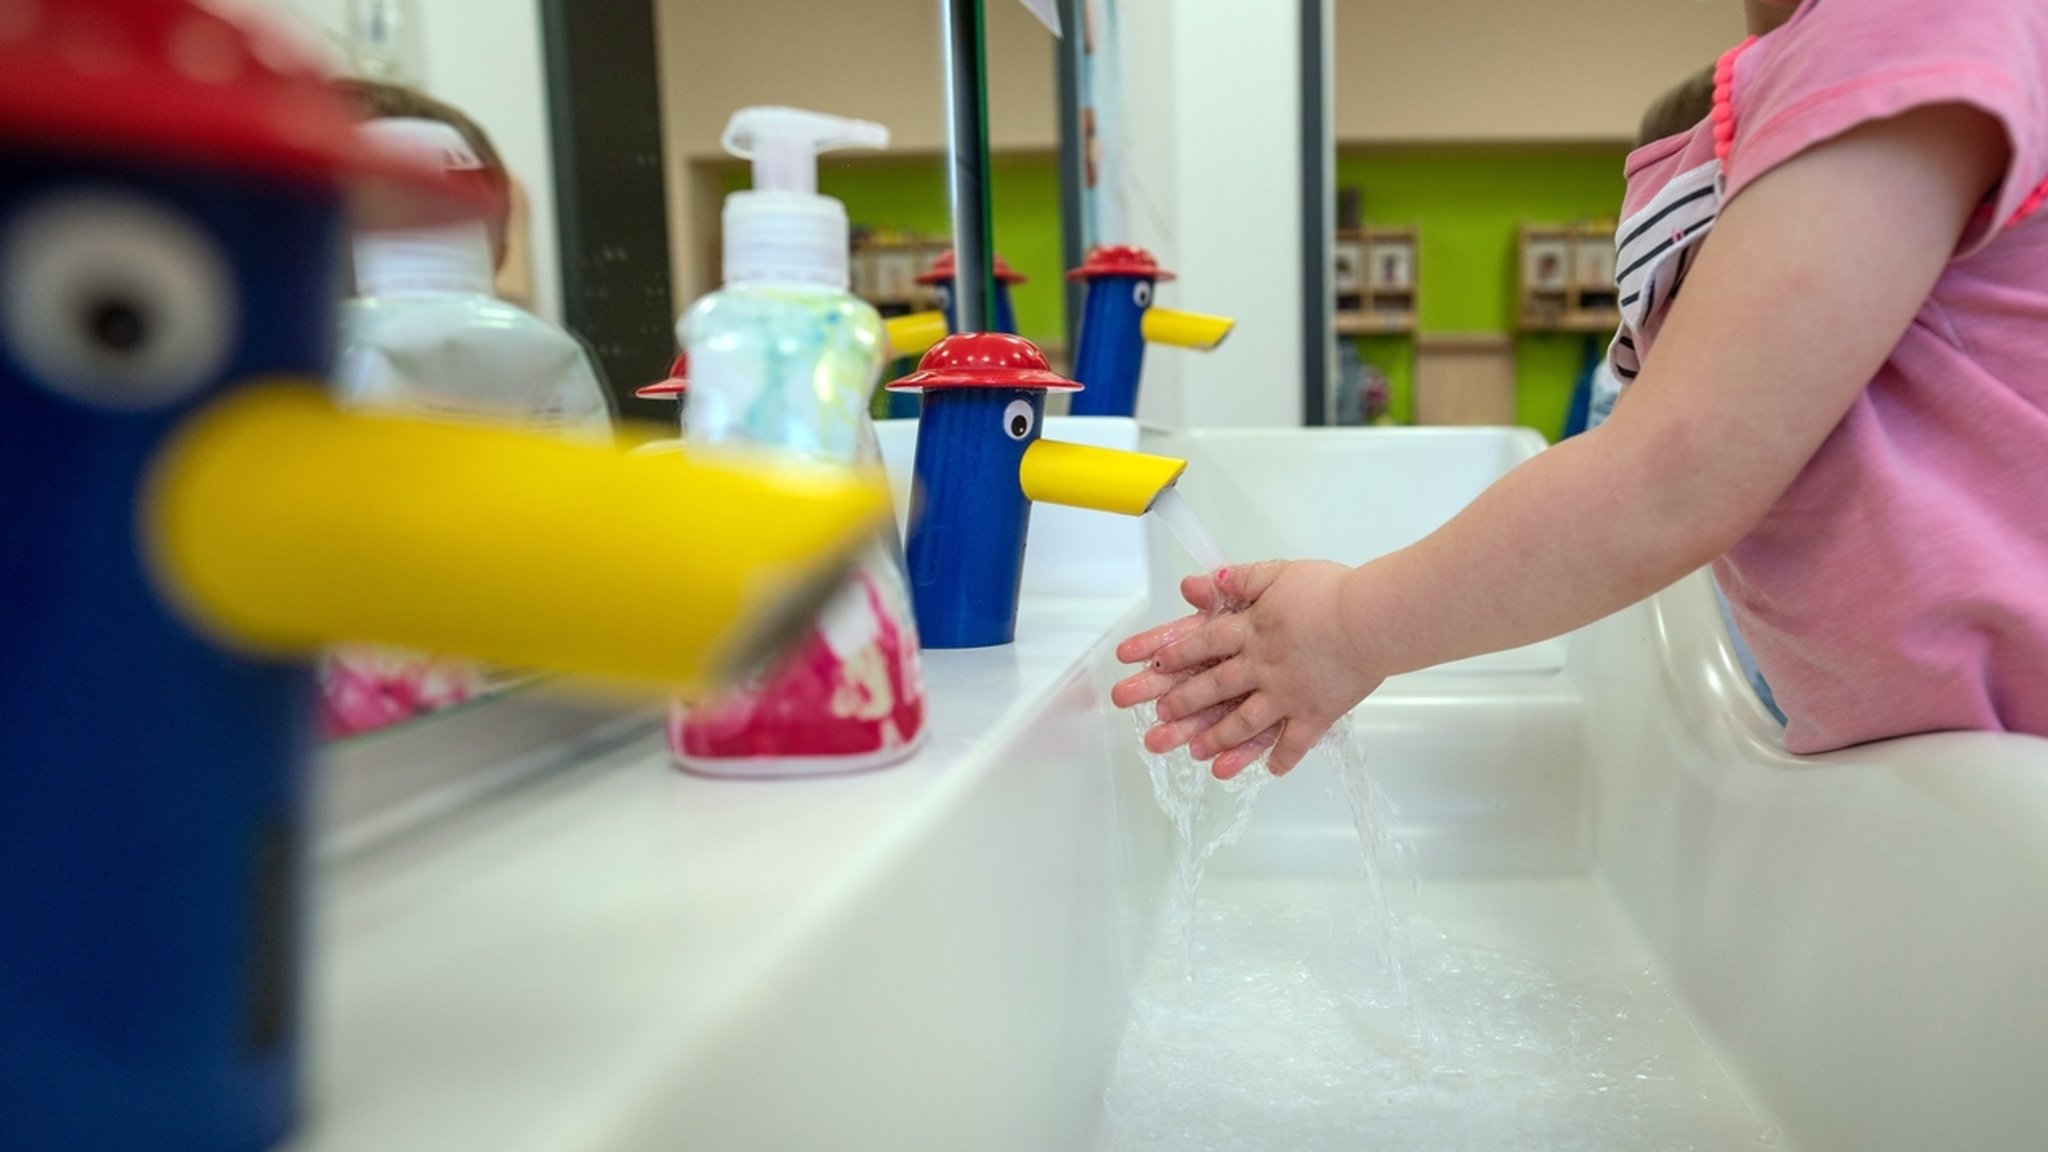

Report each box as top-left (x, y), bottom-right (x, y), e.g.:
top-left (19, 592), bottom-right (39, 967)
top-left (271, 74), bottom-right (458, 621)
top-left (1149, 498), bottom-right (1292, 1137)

top-left (299, 422), bottom-right (2048, 1152)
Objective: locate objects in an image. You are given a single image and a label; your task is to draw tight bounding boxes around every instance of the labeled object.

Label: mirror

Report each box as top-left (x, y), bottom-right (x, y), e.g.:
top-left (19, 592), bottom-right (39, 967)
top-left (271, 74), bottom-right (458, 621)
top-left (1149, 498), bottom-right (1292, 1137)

top-left (255, 0), bottom-right (1079, 743)
top-left (263, 0), bottom-right (617, 742)
top-left (1325, 0), bottom-right (1745, 437)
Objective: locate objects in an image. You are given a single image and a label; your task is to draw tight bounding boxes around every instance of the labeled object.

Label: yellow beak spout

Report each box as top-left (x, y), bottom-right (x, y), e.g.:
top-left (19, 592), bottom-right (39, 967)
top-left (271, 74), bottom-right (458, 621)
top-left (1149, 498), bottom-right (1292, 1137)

top-left (1141, 307), bottom-right (1235, 351)
top-left (885, 310), bottom-right (951, 360)
top-left (1018, 438), bottom-right (1188, 517)
top-left (144, 384), bottom-right (892, 693)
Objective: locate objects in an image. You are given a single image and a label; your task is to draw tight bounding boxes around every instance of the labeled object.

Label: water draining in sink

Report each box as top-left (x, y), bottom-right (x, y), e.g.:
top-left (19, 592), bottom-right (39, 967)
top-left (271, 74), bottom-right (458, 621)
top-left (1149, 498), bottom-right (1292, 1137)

top-left (1100, 494), bottom-right (1782, 1150)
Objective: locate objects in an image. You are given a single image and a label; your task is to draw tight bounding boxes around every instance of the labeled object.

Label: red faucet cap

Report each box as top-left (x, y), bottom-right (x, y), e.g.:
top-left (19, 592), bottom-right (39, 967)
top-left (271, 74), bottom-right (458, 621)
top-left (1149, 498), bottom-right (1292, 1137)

top-left (887, 332), bottom-right (1081, 394)
top-left (0, 0), bottom-right (476, 215)
top-left (915, 249), bottom-right (1028, 285)
top-left (1066, 243), bottom-right (1175, 283)
top-left (635, 353), bottom-right (689, 399)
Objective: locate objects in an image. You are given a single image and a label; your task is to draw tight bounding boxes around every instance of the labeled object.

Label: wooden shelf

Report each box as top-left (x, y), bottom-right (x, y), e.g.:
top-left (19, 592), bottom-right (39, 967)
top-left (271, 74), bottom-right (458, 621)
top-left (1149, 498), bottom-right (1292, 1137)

top-left (851, 233), bottom-right (949, 314)
top-left (1334, 224), bottom-right (1418, 334)
top-left (1519, 307), bottom-right (1621, 334)
top-left (1516, 221), bottom-right (1618, 337)
top-left (1336, 310), bottom-right (1416, 335)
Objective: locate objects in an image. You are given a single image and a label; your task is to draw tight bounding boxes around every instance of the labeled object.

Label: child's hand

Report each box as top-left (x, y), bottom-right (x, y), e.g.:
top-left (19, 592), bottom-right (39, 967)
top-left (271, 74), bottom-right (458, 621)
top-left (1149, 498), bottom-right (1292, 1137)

top-left (1111, 560), bottom-right (1383, 779)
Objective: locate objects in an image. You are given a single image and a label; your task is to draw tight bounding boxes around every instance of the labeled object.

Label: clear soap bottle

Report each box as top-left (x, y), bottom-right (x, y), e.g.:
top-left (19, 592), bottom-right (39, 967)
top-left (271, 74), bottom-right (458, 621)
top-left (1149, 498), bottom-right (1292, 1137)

top-left (671, 106), bottom-right (925, 775)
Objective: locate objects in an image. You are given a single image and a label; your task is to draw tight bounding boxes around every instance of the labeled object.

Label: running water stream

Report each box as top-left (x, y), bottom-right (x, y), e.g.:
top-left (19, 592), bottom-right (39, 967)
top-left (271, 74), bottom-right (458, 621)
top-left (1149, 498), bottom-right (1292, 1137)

top-left (1132, 487), bottom-right (1409, 981)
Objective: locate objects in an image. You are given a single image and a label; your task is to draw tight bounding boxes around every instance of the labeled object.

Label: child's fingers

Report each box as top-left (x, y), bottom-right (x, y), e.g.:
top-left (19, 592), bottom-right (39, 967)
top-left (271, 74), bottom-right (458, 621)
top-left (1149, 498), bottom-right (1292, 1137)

top-left (1155, 657), bottom-right (1254, 724)
top-left (1189, 692), bottom-right (1279, 761)
top-left (1215, 560), bottom-right (1285, 603)
top-left (1143, 700), bottom-right (1236, 754)
top-left (1111, 665), bottom-right (1183, 709)
top-left (1212, 725), bottom-right (1282, 780)
top-left (1115, 612), bottom-right (1207, 665)
top-left (1178, 573), bottom-right (1222, 613)
top-left (1153, 615), bottom-right (1247, 674)
top-left (1266, 720), bottom-right (1321, 777)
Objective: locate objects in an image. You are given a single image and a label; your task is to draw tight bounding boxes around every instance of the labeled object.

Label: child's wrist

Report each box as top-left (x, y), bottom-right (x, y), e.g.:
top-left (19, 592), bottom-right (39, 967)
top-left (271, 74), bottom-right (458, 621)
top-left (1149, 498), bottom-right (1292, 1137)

top-left (1335, 561), bottom-right (1403, 680)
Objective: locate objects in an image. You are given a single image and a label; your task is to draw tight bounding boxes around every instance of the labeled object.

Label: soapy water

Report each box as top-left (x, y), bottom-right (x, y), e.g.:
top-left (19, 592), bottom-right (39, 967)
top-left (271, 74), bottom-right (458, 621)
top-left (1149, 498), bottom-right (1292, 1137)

top-left (1107, 491), bottom-right (1782, 1150)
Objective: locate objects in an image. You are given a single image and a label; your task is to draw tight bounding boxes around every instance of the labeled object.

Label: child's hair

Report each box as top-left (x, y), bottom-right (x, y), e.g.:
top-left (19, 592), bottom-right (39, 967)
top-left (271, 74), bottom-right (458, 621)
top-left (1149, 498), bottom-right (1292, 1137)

top-left (1637, 65), bottom-right (1718, 146)
top-left (332, 78), bottom-right (512, 269)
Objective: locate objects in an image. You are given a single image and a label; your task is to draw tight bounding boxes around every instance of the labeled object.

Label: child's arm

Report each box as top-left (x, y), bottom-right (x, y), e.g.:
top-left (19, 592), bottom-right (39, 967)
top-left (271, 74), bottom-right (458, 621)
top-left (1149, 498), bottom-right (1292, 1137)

top-left (1116, 102), bottom-right (2010, 778)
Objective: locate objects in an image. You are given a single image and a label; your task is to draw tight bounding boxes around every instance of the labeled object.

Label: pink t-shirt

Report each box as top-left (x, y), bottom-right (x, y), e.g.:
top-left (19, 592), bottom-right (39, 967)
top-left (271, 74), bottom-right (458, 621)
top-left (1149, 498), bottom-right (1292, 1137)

top-left (1612, 0), bottom-right (2048, 754)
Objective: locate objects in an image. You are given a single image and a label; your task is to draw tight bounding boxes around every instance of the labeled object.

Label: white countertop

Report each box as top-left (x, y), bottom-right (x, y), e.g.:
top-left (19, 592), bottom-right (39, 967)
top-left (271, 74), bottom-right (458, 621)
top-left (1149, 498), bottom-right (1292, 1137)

top-left (291, 594), bottom-right (1142, 1152)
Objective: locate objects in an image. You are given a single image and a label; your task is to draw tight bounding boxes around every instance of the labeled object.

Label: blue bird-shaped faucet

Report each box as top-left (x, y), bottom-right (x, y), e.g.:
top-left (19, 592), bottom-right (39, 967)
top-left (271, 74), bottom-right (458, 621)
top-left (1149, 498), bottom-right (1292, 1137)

top-left (890, 333), bottom-right (1187, 648)
top-left (1066, 244), bottom-right (1235, 418)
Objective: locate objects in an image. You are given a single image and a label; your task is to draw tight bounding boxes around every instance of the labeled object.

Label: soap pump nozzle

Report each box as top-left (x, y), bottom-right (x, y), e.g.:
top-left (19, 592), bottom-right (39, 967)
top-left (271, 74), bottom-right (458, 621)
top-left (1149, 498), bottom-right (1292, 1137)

top-left (719, 106), bottom-right (888, 288)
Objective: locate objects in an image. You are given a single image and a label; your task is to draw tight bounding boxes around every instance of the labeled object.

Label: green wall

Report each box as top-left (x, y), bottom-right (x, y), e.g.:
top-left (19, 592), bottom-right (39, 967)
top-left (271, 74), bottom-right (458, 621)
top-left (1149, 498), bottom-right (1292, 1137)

top-left (723, 154), bottom-right (1068, 349)
top-left (1337, 144), bottom-right (1630, 438)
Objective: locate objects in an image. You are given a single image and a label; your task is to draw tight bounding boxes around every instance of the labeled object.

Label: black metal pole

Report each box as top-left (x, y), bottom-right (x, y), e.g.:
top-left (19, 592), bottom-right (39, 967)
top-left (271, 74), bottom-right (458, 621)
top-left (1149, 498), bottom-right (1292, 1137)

top-left (1300, 0), bottom-right (1331, 425)
top-left (1054, 0), bottom-right (1087, 356)
top-left (942, 0), bottom-right (997, 333)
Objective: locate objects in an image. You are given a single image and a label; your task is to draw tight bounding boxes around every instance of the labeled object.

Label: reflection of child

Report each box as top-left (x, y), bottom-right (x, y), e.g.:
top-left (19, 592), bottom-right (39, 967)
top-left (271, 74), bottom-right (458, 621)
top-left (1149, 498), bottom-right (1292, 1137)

top-left (1120, 0), bottom-right (2048, 772)
top-left (321, 84), bottom-right (609, 739)
top-left (334, 79), bottom-right (526, 303)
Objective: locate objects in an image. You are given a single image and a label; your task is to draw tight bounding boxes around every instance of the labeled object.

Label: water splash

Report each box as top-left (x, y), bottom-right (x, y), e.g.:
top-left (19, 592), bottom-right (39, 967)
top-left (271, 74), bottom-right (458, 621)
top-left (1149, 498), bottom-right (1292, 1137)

top-left (1326, 717), bottom-right (1415, 1003)
top-left (1136, 487), bottom-right (1408, 983)
top-left (1092, 886), bottom-right (1785, 1152)
top-left (1129, 696), bottom-right (1276, 977)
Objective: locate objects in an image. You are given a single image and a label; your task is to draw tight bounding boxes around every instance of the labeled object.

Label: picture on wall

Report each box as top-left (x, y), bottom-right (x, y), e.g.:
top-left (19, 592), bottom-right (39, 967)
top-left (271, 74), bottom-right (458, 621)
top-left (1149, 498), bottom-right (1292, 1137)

top-left (1370, 239), bottom-right (1414, 292)
top-left (1576, 236), bottom-right (1617, 289)
top-left (1333, 238), bottom-right (1366, 295)
top-left (871, 249), bottom-right (918, 302)
top-left (1525, 237), bottom-right (1571, 292)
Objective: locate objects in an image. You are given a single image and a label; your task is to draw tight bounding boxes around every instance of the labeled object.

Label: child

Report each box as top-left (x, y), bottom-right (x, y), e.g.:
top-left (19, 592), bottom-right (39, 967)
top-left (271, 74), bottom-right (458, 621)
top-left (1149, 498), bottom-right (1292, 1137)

top-left (1116, 0), bottom-right (2048, 776)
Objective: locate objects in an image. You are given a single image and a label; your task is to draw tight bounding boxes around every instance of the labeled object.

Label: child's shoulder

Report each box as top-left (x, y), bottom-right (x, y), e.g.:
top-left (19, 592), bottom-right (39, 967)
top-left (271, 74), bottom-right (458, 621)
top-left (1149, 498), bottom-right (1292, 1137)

top-left (1728, 0), bottom-right (2048, 241)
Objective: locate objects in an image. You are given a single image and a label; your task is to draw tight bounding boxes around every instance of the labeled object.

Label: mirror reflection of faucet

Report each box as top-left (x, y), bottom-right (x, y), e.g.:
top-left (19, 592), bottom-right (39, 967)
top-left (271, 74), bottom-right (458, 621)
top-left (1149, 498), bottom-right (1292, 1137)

top-left (875, 249), bottom-right (1025, 420)
top-left (922, 248), bottom-right (1029, 335)
top-left (890, 332), bottom-right (1188, 648)
top-left (1067, 244), bottom-right (1235, 418)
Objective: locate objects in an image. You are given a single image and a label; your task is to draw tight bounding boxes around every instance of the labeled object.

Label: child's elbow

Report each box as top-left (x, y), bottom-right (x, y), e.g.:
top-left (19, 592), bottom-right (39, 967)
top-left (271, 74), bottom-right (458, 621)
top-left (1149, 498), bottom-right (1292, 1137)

top-left (1615, 418), bottom-right (1773, 574)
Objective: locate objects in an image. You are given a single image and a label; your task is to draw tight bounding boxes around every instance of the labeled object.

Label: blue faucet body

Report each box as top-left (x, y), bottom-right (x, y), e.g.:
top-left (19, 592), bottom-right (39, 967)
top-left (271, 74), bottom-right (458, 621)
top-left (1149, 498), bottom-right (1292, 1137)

top-left (1067, 274), bottom-right (1152, 418)
top-left (903, 387), bottom-right (1045, 648)
top-left (0, 157), bottom-right (343, 1152)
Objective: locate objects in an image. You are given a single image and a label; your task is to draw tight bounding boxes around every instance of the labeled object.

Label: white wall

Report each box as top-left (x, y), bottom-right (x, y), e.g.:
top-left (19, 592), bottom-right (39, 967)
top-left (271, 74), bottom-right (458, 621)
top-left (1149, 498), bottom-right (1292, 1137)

top-left (1335, 0), bottom-right (1746, 142)
top-left (1121, 0), bottom-right (1307, 429)
top-left (255, 0), bottom-right (565, 324)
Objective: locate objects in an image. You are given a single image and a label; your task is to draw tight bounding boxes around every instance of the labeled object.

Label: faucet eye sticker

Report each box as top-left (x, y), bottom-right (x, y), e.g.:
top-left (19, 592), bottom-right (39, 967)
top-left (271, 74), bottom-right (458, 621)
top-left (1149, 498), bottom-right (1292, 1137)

top-left (0, 189), bottom-right (238, 411)
top-left (1132, 281), bottom-right (1152, 308)
top-left (1003, 398), bottom-right (1035, 441)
